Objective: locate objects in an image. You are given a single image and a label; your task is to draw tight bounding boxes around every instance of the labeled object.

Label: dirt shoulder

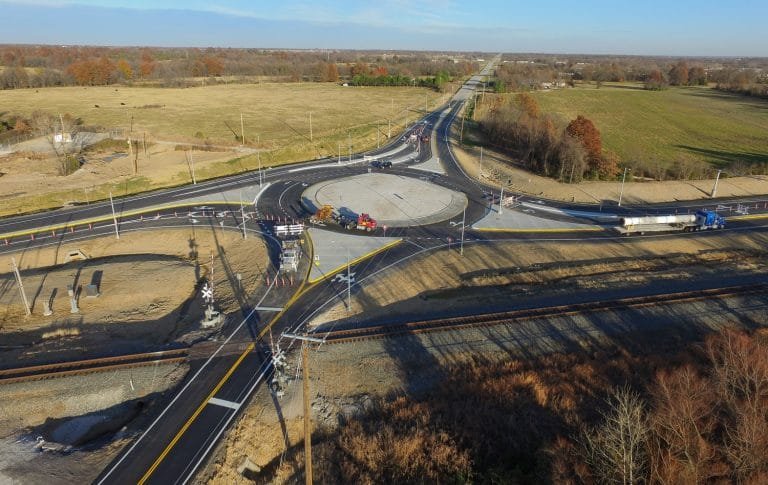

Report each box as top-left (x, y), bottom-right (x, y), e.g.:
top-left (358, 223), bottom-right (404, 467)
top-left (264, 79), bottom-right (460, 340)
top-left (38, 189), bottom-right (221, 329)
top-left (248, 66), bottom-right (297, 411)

top-left (451, 121), bottom-right (768, 204)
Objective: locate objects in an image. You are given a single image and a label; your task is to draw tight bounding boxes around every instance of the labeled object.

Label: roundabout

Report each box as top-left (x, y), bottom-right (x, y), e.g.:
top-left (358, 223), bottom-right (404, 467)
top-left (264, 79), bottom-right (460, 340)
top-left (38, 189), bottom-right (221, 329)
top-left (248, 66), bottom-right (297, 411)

top-left (300, 172), bottom-right (467, 227)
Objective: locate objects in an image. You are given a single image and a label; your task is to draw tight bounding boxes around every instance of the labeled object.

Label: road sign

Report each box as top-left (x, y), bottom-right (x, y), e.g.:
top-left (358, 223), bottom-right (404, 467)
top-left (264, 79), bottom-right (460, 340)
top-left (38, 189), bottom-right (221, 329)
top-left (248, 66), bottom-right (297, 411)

top-left (201, 283), bottom-right (213, 301)
top-left (332, 272), bottom-right (356, 284)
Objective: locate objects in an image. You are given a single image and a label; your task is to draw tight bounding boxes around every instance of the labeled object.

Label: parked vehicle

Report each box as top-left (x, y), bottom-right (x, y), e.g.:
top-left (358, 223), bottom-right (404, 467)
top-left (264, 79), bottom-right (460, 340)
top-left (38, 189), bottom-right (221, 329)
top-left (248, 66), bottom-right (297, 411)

top-left (371, 160), bottom-right (392, 169)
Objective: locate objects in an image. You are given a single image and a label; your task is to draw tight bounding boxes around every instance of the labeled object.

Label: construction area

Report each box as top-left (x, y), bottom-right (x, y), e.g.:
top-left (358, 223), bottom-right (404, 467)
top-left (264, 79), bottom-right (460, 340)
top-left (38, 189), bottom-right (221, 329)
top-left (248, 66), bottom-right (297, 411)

top-left (0, 228), bottom-right (269, 483)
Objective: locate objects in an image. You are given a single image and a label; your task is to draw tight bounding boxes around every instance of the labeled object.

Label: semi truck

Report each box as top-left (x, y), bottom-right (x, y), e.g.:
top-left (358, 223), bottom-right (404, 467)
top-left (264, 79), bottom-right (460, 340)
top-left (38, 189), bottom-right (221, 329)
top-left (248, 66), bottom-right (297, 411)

top-left (615, 209), bottom-right (725, 235)
top-left (309, 205), bottom-right (378, 232)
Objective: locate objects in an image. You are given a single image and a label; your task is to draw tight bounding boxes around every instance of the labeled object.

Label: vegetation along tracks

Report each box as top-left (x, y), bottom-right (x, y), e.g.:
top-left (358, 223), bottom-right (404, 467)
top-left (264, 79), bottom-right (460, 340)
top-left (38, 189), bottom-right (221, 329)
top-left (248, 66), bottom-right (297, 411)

top-left (318, 284), bottom-right (768, 344)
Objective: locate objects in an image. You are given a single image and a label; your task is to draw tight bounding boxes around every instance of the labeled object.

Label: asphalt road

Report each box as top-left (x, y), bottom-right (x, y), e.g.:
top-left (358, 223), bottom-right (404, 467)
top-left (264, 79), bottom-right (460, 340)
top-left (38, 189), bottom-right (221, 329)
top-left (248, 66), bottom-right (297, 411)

top-left (4, 56), bottom-right (768, 483)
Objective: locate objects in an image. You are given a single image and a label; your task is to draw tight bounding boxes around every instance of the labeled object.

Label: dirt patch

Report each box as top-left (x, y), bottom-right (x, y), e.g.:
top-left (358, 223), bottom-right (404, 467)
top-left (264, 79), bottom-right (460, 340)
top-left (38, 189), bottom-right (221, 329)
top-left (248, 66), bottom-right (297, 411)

top-left (0, 228), bottom-right (269, 365)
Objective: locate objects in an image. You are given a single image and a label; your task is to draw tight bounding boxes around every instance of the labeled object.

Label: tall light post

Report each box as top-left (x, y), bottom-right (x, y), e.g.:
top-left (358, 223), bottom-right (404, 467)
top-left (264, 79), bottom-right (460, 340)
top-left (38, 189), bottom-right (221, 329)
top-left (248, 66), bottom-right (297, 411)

top-left (618, 167), bottom-right (631, 207)
top-left (460, 206), bottom-right (466, 256)
top-left (711, 169), bottom-right (723, 198)
top-left (109, 191), bottom-right (120, 240)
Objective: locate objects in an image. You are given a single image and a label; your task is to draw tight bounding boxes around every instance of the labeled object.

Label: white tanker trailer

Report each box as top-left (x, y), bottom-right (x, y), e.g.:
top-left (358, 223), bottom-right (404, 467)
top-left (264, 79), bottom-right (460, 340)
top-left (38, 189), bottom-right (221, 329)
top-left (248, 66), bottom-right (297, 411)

top-left (615, 210), bottom-right (725, 235)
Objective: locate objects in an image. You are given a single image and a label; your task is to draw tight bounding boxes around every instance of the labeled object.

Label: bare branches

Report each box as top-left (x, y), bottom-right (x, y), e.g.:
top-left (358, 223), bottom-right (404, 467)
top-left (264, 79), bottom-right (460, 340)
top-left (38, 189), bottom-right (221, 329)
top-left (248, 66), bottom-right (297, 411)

top-left (583, 386), bottom-right (648, 485)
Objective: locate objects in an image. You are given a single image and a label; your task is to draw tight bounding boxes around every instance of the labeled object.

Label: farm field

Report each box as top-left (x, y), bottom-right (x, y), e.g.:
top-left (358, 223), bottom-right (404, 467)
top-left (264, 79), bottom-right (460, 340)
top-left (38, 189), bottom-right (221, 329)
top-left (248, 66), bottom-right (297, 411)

top-left (532, 83), bottom-right (768, 169)
top-left (0, 83), bottom-right (443, 215)
top-left (0, 83), bottom-right (436, 145)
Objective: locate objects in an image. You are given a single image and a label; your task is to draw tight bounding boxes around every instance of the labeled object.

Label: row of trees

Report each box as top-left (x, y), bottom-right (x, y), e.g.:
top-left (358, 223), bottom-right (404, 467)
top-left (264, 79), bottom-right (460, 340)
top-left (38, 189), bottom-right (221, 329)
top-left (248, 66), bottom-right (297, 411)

top-left (494, 54), bottom-right (768, 93)
top-left (0, 45), bottom-right (478, 89)
top-left (478, 93), bottom-right (618, 181)
top-left (350, 70), bottom-right (453, 91)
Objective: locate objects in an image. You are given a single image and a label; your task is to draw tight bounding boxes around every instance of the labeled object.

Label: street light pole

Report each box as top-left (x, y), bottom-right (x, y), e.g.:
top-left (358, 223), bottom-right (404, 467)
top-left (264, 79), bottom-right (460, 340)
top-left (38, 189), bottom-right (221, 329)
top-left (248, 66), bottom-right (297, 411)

top-left (109, 191), bottom-right (120, 240)
top-left (618, 167), bottom-right (630, 207)
top-left (258, 152), bottom-right (263, 187)
top-left (346, 249), bottom-right (351, 311)
top-left (460, 206), bottom-right (466, 256)
top-left (711, 169), bottom-right (723, 198)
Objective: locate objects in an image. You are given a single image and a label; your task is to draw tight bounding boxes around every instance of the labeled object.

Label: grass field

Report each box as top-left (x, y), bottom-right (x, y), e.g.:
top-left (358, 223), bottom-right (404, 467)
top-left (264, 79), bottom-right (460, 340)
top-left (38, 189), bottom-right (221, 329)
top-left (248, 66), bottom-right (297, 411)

top-left (532, 83), bottom-right (768, 170)
top-left (0, 83), bottom-right (447, 215)
top-left (0, 82), bottom-right (442, 158)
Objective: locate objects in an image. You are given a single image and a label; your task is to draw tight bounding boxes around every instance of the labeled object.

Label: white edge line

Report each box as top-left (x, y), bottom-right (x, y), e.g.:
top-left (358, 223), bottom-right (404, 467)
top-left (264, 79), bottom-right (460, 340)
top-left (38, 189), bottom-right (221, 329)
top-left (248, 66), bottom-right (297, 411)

top-left (96, 229), bottom-right (278, 483)
top-left (181, 362), bottom-right (273, 485)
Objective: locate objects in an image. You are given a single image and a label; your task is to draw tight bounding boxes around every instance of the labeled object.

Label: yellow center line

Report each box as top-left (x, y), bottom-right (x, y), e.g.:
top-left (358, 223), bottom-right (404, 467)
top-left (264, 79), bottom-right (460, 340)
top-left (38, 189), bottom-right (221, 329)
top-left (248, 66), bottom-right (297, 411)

top-left (138, 341), bottom-right (255, 484)
top-left (138, 230), bottom-right (316, 483)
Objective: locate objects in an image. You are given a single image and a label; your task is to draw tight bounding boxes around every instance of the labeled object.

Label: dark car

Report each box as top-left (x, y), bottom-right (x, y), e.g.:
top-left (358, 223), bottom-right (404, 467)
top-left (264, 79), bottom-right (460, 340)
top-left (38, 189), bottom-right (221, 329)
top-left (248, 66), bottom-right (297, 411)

top-left (371, 160), bottom-right (392, 169)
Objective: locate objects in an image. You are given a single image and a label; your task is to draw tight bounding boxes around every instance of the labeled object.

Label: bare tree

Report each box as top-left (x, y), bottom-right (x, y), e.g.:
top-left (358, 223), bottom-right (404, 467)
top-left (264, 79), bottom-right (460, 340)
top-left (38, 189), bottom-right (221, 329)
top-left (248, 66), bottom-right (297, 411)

top-left (583, 386), bottom-right (649, 485)
top-left (707, 330), bottom-right (768, 480)
top-left (649, 365), bottom-right (716, 484)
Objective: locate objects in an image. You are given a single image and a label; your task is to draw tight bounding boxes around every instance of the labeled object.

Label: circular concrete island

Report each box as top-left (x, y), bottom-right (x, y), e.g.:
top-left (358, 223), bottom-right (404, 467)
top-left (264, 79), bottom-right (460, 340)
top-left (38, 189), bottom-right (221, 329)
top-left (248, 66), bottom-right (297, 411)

top-left (301, 173), bottom-right (467, 227)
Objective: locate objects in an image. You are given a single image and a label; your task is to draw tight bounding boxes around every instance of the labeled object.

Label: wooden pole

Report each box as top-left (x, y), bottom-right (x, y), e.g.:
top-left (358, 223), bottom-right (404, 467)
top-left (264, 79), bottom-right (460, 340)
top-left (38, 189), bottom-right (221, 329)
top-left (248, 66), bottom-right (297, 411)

top-left (302, 343), bottom-right (313, 485)
top-left (11, 257), bottom-right (31, 316)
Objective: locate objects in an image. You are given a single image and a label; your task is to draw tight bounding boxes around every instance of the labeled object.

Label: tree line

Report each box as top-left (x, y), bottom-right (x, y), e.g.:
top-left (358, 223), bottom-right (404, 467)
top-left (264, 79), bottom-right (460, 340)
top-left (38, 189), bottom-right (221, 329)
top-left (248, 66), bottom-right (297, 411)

top-left (477, 93), bottom-right (618, 182)
top-left (0, 45), bottom-right (478, 89)
top-left (490, 53), bottom-right (768, 93)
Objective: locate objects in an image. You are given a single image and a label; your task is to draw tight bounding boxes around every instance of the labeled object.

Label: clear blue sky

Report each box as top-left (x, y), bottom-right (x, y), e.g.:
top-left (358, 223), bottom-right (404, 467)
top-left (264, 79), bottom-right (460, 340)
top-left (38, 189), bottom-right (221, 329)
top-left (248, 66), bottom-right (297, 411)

top-left (1, 0), bottom-right (766, 56)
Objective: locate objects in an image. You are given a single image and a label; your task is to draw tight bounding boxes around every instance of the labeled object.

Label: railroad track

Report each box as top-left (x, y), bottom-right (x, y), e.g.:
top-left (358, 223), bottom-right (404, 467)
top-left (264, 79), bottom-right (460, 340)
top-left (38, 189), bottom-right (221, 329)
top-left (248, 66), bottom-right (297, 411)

top-left (0, 348), bottom-right (189, 385)
top-left (318, 284), bottom-right (768, 344)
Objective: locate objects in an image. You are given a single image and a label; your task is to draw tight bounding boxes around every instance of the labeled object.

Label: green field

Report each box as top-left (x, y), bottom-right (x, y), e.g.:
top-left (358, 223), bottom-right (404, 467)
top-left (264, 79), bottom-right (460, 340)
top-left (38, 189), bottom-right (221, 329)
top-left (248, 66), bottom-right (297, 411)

top-left (532, 83), bottom-right (768, 170)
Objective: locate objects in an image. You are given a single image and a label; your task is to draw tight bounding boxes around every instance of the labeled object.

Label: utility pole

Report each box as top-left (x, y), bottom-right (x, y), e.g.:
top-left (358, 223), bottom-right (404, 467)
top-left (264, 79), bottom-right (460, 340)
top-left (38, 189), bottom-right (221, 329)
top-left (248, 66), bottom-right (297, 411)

top-left (479, 146), bottom-right (483, 175)
top-left (240, 112), bottom-right (245, 145)
top-left (388, 119), bottom-right (391, 139)
top-left (302, 342), bottom-right (312, 485)
top-left (618, 167), bottom-right (630, 206)
top-left (240, 191), bottom-right (247, 239)
top-left (282, 333), bottom-right (325, 485)
top-left (499, 185), bottom-right (504, 215)
top-left (377, 124), bottom-right (380, 148)
top-left (460, 206), bottom-right (466, 256)
top-left (346, 249), bottom-right (351, 311)
top-left (460, 110), bottom-right (466, 145)
top-left (425, 92), bottom-right (428, 112)
top-left (109, 191), bottom-right (120, 240)
top-left (187, 151), bottom-right (197, 185)
top-left (11, 257), bottom-right (31, 316)
top-left (338, 142), bottom-right (341, 164)
top-left (711, 169), bottom-right (723, 198)
top-left (309, 112), bottom-right (313, 143)
top-left (257, 152), bottom-right (263, 187)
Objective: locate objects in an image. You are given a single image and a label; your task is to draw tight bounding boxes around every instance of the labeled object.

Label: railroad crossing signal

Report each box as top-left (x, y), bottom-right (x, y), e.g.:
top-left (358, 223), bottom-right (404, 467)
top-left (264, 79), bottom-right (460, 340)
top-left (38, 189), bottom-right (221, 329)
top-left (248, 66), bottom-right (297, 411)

top-left (201, 283), bottom-right (213, 302)
top-left (332, 272), bottom-right (356, 284)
